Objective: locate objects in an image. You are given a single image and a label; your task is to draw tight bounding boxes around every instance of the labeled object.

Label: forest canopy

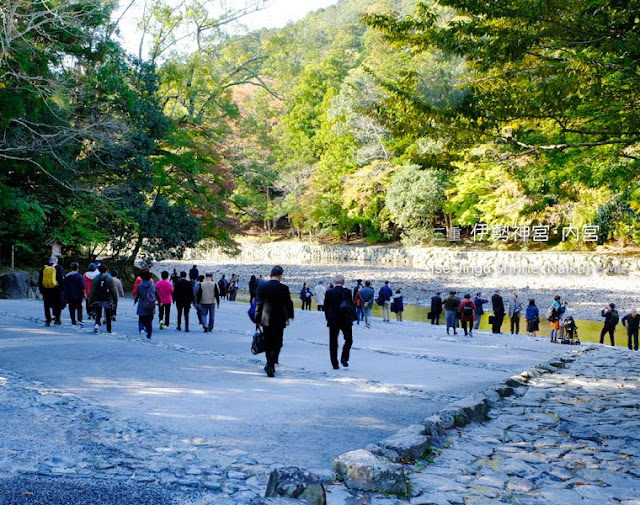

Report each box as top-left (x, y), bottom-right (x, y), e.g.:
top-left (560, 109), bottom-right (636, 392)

top-left (1, 0), bottom-right (639, 265)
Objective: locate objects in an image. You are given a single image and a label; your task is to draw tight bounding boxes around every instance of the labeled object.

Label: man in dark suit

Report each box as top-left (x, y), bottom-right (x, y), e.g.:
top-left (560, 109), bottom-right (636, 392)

top-left (324, 273), bottom-right (355, 370)
top-left (255, 265), bottom-right (294, 377)
top-left (491, 289), bottom-right (505, 334)
top-left (430, 292), bottom-right (443, 325)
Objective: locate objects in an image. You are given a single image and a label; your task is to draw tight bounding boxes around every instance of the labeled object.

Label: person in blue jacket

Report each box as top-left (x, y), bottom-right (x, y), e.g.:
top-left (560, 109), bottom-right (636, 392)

top-left (378, 281), bottom-right (393, 322)
top-left (473, 292), bottom-right (489, 330)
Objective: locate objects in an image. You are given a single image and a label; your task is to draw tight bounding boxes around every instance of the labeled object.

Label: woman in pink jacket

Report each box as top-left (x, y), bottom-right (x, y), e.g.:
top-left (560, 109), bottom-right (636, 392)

top-left (155, 271), bottom-right (174, 329)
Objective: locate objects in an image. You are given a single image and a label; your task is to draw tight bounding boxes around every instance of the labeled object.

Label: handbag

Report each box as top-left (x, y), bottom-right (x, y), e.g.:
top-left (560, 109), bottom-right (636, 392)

top-left (427, 311), bottom-right (433, 319)
top-left (390, 302), bottom-right (396, 313)
top-left (488, 315), bottom-right (495, 325)
top-left (251, 327), bottom-right (265, 355)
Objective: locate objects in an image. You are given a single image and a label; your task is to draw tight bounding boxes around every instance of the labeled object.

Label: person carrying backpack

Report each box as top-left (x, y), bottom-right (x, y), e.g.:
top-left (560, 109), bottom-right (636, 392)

top-left (459, 294), bottom-right (476, 337)
top-left (88, 264), bottom-right (118, 333)
top-left (38, 256), bottom-right (65, 326)
top-left (600, 303), bottom-right (619, 346)
top-left (548, 295), bottom-right (566, 343)
top-left (135, 269), bottom-right (157, 339)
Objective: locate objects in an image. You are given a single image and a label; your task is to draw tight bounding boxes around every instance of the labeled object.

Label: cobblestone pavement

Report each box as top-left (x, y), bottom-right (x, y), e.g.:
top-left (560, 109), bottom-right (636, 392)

top-left (351, 346), bottom-right (639, 505)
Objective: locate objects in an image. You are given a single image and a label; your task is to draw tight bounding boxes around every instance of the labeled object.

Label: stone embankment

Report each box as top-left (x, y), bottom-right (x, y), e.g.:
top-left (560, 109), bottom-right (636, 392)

top-left (187, 241), bottom-right (640, 278)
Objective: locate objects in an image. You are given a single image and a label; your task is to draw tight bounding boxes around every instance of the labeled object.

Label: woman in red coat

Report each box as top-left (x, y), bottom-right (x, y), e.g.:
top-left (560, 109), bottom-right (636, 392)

top-left (459, 294), bottom-right (477, 337)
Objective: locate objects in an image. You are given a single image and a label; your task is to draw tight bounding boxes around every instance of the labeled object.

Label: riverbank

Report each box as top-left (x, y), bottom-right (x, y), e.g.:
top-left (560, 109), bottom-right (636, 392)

top-left (155, 258), bottom-right (639, 324)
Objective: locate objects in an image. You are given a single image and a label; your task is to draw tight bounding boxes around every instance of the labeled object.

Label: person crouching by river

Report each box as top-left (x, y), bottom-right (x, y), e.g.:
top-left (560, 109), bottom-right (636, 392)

top-left (525, 299), bottom-right (540, 336)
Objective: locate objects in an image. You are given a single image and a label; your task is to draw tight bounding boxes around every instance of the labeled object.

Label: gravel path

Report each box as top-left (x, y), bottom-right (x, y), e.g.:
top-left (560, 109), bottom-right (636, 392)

top-left (0, 297), bottom-right (577, 504)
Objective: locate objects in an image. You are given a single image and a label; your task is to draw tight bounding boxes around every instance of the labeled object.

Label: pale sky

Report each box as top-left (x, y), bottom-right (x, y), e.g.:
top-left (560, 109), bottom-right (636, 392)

top-left (241, 0), bottom-right (340, 30)
top-left (113, 0), bottom-right (340, 58)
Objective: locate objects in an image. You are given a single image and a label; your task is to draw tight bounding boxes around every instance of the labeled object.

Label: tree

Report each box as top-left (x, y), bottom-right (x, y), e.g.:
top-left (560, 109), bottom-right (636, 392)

top-left (385, 164), bottom-right (446, 239)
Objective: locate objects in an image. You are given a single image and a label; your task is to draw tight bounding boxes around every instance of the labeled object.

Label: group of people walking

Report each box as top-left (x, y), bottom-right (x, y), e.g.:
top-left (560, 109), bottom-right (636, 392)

top-left (37, 258), bottom-right (638, 385)
top-left (429, 288), bottom-right (639, 351)
top-left (254, 267), bottom-right (361, 377)
top-left (299, 279), bottom-right (404, 327)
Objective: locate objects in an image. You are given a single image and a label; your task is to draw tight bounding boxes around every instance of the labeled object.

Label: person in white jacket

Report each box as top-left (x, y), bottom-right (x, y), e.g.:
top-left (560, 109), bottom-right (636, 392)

top-left (314, 281), bottom-right (327, 311)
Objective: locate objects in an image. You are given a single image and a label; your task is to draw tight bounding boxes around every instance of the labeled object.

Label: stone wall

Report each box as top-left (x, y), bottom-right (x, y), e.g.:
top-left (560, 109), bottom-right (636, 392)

top-left (185, 242), bottom-right (640, 277)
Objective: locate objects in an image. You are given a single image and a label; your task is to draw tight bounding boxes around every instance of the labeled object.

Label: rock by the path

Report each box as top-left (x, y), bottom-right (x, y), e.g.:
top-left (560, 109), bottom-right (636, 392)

top-left (251, 497), bottom-right (313, 505)
top-left (379, 424), bottom-right (431, 461)
top-left (265, 467), bottom-right (326, 505)
top-left (0, 271), bottom-right (35, 299)
top-left (333, 450), bottom-right (406, 496)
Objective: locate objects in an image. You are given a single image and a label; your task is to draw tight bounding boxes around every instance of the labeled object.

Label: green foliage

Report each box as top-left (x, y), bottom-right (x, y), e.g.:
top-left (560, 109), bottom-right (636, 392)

top-left (385, 165), bottom-right (446, 237)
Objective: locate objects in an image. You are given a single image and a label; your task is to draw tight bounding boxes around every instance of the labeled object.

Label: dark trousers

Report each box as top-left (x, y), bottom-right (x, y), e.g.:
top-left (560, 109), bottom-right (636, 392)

top-left (356, 307), bottom-right (364, 324)
top-left (430, 311), bottom-right (441, 325)
top-left (43, 290), bottom-right (62, 323)
top-left (95, 305), bottom-right (112, 332)
top-left (263, 325), bottom-right (284, 368)
top-left (317, 305), bottom-right (324, 311)
top-left (68, 298), bottom-right (83, 324)
top-left (302, 299), bottom-right (311, 310)
top-left (159, 303), bottom-right (171, 326)
top-left (461, 320), bottom-right (473, 335)
top-left (627, 328), bottom-right (639, 350)
top-left (510, 316), bottom-right (520, 334)
top-left (600, 325), bottom-right (615, 346)
top-left (329, 324), bottom-right (353, 368)
top-left (492, 314), bottom-right (504, 333)
top-left (86, 298), bottom-right (95, 318)
top-left (139, 314), bottom-right (153, 338)
top-left (176, 303), bottom-right (190, 330)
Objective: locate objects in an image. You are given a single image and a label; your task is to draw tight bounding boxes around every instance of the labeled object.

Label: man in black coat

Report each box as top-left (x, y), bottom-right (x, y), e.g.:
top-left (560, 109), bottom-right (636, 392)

top-left (255, 265), bottom-right (294, 377)
top-left (430, 292), bottom-right (443, 325)
top-left (491, 289), bottom-right (505, 334)
top-left (173, 271), bottom-right (194, 332)
top-left (324, 273), bottom-right (355, 370)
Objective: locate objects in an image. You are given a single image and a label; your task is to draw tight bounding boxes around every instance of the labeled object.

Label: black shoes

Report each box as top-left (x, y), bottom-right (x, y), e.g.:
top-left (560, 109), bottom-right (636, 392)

top-left (341, 360), bottom-right (349, 368)
top-left (333, 365), bottom-right (340, 370)
top-left (45, 321), bottom-right (51, 327)
top-left (54, 320), bottom-right (62, 325)
top-left (264, 365), bottom-right (275, 377)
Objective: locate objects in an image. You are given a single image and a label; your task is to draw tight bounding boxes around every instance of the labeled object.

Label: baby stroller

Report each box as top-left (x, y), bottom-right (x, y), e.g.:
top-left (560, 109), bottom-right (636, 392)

top-left (561, 316), bottom-right (580, 345)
